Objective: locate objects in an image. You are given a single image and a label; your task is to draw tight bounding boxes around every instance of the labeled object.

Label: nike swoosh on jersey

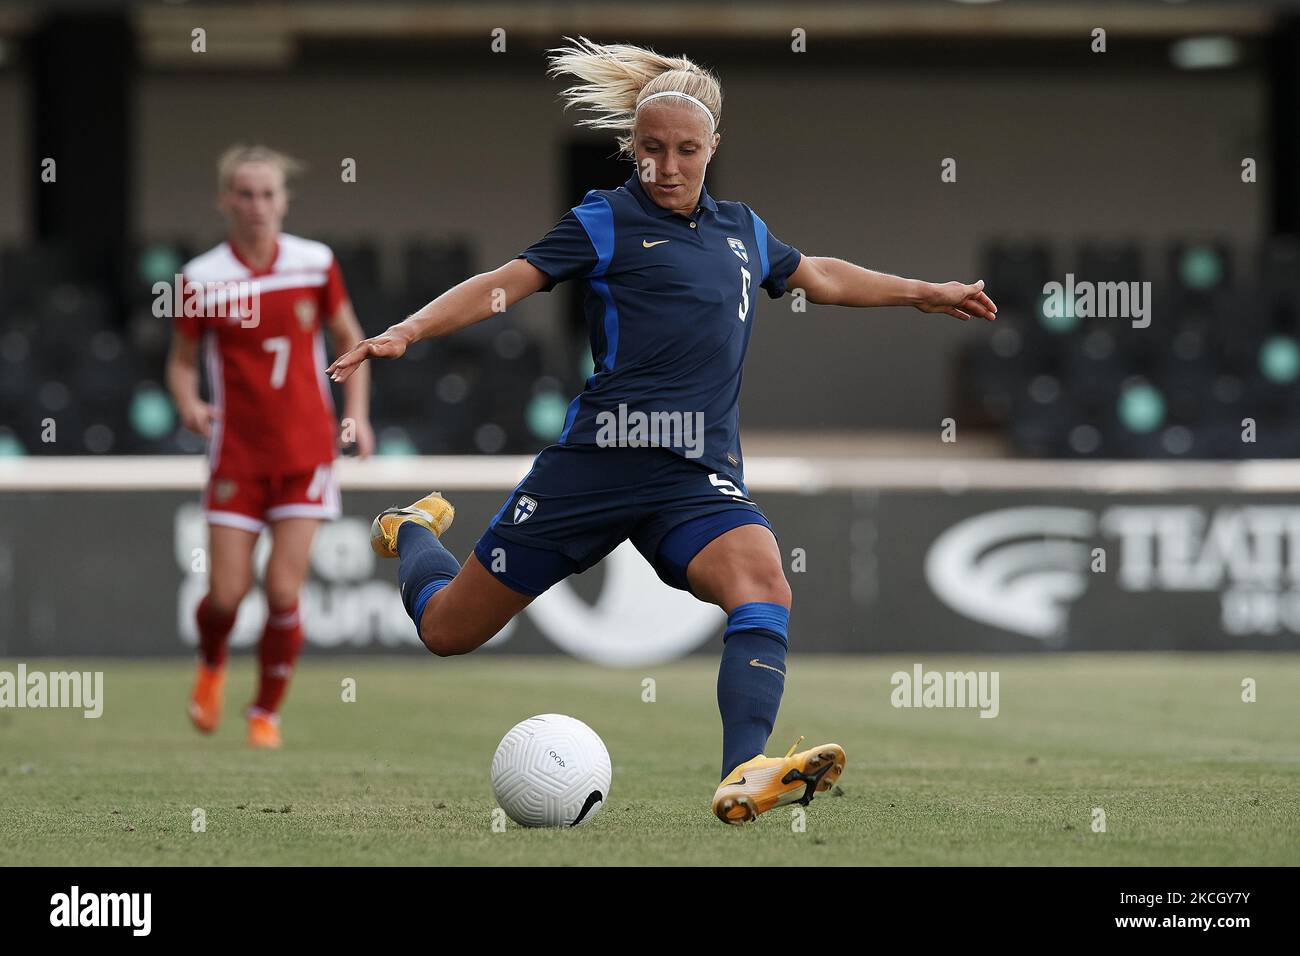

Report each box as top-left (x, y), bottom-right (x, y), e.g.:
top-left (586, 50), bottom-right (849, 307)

top-left (642, 239), bottom-right (670, 248)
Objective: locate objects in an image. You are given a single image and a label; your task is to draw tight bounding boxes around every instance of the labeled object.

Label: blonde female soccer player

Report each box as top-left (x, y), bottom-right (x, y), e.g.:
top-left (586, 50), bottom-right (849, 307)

top-left (168, 145), bottom-right (375, 748)
top-left (327, 40), bottom-right (995, 821)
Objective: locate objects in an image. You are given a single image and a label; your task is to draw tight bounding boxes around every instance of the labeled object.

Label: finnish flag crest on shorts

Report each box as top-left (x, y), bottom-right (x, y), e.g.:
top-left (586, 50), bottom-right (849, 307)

top-left (513, 495), bottom-right (538, 524)
top-left (727, 237), bottom-right (749, 263)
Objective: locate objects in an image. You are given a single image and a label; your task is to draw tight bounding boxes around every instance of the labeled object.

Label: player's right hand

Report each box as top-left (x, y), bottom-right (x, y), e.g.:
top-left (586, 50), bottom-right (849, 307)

top-left (179, 401), bottom-right (220, 439)
top-left (327, 330), bottom-right (409, 383)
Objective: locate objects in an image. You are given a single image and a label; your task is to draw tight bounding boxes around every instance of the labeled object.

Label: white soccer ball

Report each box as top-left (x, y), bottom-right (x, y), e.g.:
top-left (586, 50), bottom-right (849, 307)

top-left (490, 714), bottom-right (612, 828)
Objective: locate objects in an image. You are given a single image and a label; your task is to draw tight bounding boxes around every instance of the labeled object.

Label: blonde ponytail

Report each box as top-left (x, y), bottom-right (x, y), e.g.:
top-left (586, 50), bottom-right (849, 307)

top-left (547, 36), bottom-right (722, 156)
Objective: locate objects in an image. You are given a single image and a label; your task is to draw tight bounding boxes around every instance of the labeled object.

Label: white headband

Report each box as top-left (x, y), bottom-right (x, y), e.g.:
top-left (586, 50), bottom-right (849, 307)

top-left (634, 91), bottom-right (716, 134)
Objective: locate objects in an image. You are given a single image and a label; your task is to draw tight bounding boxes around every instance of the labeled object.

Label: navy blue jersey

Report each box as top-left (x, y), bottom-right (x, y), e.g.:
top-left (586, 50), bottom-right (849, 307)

top-left (517, 172), bottom-right (801, 480)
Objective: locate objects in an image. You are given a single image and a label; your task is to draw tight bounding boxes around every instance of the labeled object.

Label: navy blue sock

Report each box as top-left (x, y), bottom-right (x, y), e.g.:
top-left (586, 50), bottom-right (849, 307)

top-left (717, 602), bottom-right (789, 779)
top-left (397, 522), bottom-right (461, 628)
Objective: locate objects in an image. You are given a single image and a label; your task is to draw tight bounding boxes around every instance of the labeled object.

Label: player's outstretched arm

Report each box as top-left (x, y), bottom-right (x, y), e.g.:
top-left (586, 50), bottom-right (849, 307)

top-left (788, 255), bottom-right (997, 322)
top-left (327, 258), bottom-right (548, 383)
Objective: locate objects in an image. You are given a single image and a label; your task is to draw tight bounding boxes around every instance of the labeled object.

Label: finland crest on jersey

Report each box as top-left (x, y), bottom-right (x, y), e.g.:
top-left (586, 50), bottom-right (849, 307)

top-left (727, 237), bottom-right (749, 263)
top-left (513, 495), bottom-right (538, 524)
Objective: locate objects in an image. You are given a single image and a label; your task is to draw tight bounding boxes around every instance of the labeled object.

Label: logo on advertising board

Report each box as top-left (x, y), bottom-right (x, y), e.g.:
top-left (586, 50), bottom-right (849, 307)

top-left (924, 505), bottom-right (1300, 641)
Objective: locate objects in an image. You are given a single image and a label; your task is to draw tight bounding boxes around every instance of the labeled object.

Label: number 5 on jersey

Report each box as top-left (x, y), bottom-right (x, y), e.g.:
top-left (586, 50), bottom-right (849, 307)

top-left (710, 473), bottom-right (744, 496)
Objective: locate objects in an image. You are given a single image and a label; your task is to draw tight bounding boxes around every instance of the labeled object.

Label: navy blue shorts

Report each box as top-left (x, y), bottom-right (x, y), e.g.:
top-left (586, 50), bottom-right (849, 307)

top-left (472, 444), bottom-right (772, 597)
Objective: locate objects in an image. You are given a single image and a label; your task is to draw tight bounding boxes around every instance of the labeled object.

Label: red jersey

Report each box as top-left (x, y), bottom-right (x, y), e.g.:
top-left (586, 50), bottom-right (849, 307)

top-left (177, 234), bottom-right (347, 477)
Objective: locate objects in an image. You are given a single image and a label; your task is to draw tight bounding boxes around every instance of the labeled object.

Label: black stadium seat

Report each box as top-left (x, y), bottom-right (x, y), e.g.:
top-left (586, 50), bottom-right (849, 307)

top-left (961, 236), bottom-right (1300, 459)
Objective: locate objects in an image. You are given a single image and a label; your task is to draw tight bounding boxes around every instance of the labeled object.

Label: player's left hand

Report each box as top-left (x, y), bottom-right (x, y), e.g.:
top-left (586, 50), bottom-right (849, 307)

top-left (327, 329), bottom-right (410, 383)
top-left (917, 280), bottom-right (997, 322)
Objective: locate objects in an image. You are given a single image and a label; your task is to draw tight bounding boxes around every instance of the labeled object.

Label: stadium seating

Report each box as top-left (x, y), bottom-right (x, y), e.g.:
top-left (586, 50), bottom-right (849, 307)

top-left (7, 233), bottom-right (1297, 460)
top-left (960, 236), bottom-right (1300, 458)
top-left (0, 237), bottom-right (555, 457)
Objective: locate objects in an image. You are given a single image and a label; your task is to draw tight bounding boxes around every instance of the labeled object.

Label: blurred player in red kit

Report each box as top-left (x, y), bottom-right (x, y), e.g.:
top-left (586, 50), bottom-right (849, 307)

top-left (166, 145), bottom-right (374, 748)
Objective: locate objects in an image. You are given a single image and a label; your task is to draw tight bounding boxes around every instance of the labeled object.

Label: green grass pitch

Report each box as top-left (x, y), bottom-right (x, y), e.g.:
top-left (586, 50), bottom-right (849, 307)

top-left (1, 654), bottom-right (1297, 866)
